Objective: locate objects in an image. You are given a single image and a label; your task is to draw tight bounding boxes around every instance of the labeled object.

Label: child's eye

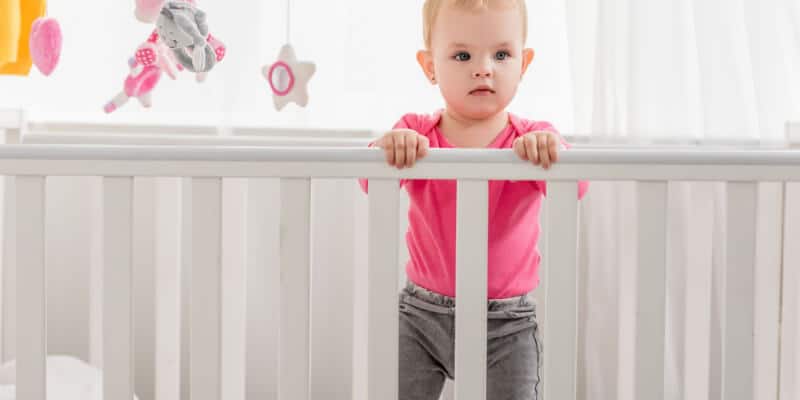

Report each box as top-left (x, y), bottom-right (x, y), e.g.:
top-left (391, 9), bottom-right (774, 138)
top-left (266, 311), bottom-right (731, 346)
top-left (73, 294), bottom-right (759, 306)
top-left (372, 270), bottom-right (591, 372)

top-left (495, 51), bottom-right (511, 61)
top-left (454, 52), bottom-right (471, 62)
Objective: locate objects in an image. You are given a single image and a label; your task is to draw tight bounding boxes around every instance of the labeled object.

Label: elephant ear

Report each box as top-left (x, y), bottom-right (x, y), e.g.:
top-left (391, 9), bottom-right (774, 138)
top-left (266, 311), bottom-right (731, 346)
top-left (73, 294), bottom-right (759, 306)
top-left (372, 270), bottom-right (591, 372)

top-left (159, 5), bottom-right (174, 19)
top-left (174, 13), bottom-right (203, 43)
top-left (194, 10), bottom-right (209, 37)
top-left (173, 14), bottom-right (205, 70)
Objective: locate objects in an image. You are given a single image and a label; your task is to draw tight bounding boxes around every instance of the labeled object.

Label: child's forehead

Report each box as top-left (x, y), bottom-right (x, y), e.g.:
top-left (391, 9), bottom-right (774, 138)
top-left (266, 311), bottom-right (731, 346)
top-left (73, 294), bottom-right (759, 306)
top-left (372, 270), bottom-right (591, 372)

top-left (432, 5), bottom-right (524, 47)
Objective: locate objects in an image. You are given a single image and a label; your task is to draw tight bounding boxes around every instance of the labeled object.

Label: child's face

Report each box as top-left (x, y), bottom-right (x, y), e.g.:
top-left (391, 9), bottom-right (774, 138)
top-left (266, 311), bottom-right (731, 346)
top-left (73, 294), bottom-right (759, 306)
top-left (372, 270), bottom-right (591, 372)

top-left (418, 3), bottom-right (534, 120)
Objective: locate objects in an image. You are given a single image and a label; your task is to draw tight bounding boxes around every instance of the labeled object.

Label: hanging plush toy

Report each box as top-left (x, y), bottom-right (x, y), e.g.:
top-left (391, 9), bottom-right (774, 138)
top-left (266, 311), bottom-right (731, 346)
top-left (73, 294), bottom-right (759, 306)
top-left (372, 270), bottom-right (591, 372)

top-left (262, 44), bottom-right (315, 111)
top-left (261, 0), bottom-right (315, 110)
top-left (135, 0), bottom-right (195, 23)
top-left (135, 0), bottom-right (165, 23)
top-left (29, 16), bottom-right (62, 76)
top-left (103, 31), bottom-right (178, 113)
top-left (156, 1), bottom-right (217, 78)
top-left (0, 0), bottom-right (61, 76)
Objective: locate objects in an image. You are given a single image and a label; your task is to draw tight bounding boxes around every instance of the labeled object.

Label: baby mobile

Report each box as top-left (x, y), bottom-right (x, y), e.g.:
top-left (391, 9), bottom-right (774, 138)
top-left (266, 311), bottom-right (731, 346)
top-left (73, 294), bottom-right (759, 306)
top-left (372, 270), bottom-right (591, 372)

top-left (261, 0), bottom-right (316, 110)
top-left (104, 0), bottom-right (227, 113)
top-left (0, 0), bottom-right (62, 77)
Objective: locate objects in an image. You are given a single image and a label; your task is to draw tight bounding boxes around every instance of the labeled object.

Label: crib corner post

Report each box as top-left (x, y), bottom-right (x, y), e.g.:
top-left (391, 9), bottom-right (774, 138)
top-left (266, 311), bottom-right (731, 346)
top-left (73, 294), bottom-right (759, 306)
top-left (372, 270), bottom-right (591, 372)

top-left (0, 109), bottom-right (24, 364)
top-left (0, 109), bottom-right (25, 144)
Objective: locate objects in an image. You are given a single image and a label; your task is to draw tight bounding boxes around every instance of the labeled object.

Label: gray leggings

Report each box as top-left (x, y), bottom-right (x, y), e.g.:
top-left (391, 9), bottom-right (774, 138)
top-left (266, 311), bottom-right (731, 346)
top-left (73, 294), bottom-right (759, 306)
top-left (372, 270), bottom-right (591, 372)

top-left (399, 281), bottom-right (542, 400)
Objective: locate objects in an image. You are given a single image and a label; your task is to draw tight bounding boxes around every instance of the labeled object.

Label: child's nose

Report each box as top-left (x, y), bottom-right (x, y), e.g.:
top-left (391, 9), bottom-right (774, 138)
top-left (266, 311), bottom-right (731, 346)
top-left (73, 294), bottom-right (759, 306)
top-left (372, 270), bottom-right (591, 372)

top-left (472, 69), bottom-right (492, 78)
top-left (473, 60), bottom-right (493, 78)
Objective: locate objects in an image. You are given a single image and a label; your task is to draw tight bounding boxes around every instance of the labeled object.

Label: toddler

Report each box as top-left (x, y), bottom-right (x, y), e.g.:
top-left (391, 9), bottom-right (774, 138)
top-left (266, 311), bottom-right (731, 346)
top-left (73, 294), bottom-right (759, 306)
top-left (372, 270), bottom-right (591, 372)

top-left (360, 1), bottom-right (589, 398)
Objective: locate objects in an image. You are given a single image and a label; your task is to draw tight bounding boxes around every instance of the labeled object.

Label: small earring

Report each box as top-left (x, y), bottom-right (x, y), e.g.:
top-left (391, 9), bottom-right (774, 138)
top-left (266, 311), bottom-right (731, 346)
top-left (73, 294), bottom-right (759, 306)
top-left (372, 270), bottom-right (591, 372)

top-left (430, 75), bottom-right (436, 83)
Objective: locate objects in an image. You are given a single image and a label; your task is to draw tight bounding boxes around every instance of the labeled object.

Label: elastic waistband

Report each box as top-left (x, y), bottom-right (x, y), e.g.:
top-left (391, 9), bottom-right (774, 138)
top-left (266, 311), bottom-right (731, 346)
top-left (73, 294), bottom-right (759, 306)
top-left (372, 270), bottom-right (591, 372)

top-left (403, 280), bottom-right (535, 312)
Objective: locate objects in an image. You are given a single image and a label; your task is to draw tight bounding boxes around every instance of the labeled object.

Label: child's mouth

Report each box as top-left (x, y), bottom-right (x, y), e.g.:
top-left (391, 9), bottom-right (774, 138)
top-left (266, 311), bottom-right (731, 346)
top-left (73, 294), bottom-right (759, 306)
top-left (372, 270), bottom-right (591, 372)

top-left (470, 89), bottom-right (495, 96)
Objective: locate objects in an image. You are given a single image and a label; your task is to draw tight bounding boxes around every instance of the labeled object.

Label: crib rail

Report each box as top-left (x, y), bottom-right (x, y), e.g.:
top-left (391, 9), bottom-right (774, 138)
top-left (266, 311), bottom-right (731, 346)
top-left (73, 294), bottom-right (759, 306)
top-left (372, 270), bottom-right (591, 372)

top-left (2, 143), bottom-right (799, 400)
top-left (0, 145), bottom-right (799, 179)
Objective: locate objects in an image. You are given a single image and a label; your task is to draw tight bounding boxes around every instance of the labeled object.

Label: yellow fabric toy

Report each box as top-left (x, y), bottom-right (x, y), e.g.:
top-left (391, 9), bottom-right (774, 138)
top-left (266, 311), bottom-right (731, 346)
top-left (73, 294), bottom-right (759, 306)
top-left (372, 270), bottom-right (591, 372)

top-left (0, 0), bottom-right (21, 68)
top-left (0, 0), bottom-right (47, 75)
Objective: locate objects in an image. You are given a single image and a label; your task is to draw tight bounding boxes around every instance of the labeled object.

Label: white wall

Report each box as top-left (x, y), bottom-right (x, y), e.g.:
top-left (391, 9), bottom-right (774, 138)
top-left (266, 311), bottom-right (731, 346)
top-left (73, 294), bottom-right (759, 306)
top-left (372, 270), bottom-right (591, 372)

top-left (0, 0), bottom-right (574, 133)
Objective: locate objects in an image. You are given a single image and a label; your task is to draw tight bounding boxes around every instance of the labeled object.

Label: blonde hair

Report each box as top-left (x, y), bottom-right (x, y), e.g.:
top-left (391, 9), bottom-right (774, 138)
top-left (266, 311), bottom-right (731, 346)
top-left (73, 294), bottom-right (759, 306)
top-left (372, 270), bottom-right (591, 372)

top-left (422, 0), bottom-right (528, 49)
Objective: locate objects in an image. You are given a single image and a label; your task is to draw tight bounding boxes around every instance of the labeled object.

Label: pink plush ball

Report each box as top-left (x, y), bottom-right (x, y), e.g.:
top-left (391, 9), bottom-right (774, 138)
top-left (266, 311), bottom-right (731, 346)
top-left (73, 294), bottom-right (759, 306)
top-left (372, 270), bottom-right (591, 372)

top-left (29, 17), bottom-right (62, 76)
top-left (135, 0), bottom-right (165, 23)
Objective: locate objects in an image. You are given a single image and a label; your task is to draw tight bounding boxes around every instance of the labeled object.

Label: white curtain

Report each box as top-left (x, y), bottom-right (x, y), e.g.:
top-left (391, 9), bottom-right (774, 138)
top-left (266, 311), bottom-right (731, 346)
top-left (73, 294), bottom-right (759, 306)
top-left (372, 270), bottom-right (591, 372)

top-left (1, 1), bottom-right (798, 399)
top-left (564, 0), bottom-right (799, 399)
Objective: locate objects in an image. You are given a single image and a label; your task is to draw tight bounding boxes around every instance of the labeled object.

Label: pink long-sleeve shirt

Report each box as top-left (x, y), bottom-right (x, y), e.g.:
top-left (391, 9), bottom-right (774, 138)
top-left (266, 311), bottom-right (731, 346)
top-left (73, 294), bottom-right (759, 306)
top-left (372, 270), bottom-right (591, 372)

top-left (360, 111), bottom-right (589, 299)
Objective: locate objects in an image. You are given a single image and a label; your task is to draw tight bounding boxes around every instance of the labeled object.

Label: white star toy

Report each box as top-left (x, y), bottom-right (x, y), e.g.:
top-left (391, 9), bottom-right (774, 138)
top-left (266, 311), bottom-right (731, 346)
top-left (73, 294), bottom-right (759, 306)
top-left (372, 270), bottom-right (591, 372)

top-left (262, 44), bottom-right (316, 110)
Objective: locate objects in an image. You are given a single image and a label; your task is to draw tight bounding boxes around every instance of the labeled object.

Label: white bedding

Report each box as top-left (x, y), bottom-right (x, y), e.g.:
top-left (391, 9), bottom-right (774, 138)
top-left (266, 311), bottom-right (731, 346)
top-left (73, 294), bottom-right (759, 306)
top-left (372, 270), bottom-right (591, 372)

top-left (0, 356), bottom-right (139, 400)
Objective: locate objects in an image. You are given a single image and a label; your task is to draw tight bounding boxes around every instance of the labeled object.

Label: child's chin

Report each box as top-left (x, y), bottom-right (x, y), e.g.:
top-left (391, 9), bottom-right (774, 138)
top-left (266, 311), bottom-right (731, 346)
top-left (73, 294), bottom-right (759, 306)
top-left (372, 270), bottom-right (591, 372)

top-left (458, 105), bottom-right (504, 119)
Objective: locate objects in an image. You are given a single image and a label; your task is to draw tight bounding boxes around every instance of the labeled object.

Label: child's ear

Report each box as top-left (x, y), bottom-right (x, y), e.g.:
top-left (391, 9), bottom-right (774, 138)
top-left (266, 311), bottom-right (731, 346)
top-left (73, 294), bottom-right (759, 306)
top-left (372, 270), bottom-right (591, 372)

top-left (416, 50), bottom-right (435, 84)
top-left (521, 48), bottom-right (535, 76)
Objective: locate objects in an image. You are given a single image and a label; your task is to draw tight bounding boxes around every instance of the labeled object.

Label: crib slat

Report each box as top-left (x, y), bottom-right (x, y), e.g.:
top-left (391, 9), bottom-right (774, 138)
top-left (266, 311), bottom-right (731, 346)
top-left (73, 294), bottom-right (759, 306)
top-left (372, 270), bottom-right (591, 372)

top-left (180, 177), bottom-right (192, 400)
top-left (367, 180), bottom-right (400, 400)
top-left (191, 178), bottom-right (223, 400)
top-left (16, 176), bottom-right (46, 400)
top-left (635, 182), bottom-right (667, 400)
top-left (682, 183), bottom-right (714, 400)
top-left (103, 177), bottom-right (134, 400)
top-left (2, 176), bottom-right (16, 363)
top-left (279, 178), bottom-right (311, 400)
top-left (454, 180), bottom-right (488, 400)
top-left (753, 183), bottom-right (783, 399)
top-left (780, 183), bottom-right (800, 400)
top-left (311, 180), bottom-right (356, 400)
top-left (133, 178), bottom-right (157, 400)
top-left (245, 179), bottom-right (280, 400)
top-left (154, 178), bottom-right (183, 400)
top-left (722, 182), bottom-right (757, 400)
top-left (542, 181), bottom-right (578, 400)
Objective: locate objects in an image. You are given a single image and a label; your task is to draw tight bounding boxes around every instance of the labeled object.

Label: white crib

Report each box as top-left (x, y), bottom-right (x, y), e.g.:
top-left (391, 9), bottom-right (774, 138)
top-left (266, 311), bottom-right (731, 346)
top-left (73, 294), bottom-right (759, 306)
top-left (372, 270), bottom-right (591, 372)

top-left (0, 109), bottom-right (798, 400)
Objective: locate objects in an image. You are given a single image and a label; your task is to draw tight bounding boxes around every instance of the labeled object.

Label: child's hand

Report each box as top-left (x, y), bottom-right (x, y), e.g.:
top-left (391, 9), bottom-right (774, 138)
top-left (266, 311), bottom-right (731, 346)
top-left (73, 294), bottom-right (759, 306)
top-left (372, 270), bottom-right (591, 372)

top-left (512, 131), bottom-right (560, 170)
top-left (374, 129), bottom-right (430, 169)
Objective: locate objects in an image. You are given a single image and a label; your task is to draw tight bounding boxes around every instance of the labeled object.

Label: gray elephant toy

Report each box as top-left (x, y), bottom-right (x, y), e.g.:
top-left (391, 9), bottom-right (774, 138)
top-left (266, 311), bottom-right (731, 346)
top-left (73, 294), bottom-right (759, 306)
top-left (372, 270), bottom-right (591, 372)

top-left (156, 1), bottom-right (216, 73)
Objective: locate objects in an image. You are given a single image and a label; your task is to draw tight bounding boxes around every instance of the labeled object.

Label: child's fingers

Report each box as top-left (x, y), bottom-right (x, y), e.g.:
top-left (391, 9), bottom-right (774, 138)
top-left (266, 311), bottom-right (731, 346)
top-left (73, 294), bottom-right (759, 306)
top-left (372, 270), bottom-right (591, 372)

top-left (381, 137), bottom-right (396, 166)
top-left (406, 134), bottom-right (418, 167)
top-left (417, 135), bottom-right (430, 159)
top-left (513, 138), bottom-right (527, 160)
top-left (549, 134), bottom-right (559, 163)
top-left (538, 134), bottom-right (550, 169)
top-left (394, 134), bottom-right (407, 169)
top-left (525, 136), bottom-right (539, 164)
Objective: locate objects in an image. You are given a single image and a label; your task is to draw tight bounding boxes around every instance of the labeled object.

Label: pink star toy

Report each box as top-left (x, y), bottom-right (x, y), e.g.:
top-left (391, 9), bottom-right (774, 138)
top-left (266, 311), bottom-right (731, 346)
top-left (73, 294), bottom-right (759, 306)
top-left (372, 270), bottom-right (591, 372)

top-left (262, 44), bottom-right (315, 110)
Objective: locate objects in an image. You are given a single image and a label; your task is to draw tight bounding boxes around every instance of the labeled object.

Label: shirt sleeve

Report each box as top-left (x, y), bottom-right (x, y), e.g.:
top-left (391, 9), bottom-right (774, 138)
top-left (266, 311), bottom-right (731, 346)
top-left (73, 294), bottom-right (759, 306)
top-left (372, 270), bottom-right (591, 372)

top-left (358, 114), bottom-right (417, 194)
top-left (526, 121), bottom-right (589, 200)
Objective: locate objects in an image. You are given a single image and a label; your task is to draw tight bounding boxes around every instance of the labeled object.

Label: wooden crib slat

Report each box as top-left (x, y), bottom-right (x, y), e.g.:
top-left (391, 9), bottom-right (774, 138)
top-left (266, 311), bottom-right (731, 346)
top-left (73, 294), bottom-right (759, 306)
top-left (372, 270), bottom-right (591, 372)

top-left (311, 180), bottom-right (356, 400)
top-left (753, 183), bottom-right (784, 399)
top-left (279, 178), bottom-right (311, 400)
top-left (682, 183), bottom-right (714, 400)
top-left (542, 181), bottom-right (579, 400)
top-left (190, 178), bottom-right (223, 400)
top-left (454, 180), bottom-right (488, 400)
top-left (245, 179), bottom-right (280, 400)
top-left (780, 182), bottom-right (800, 400)
top-left (133, 178), bottom-right (157, 400)
top-left (16, 176), bottom-right (46, 400)
top-left (722, 182), bottom-right (758, 400)
top-left (3, 176), bottom-right (16, 363)
top-left (180, 177), bottom-right (192, 400)
top-left (635, 182), bottom-right (667, 400)
top-left (367, 180), bottom-right (400, 400)
top-left (154, 178), bottom-right (183, 400)
top-left (103, 177), bottom-right (134, 400)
